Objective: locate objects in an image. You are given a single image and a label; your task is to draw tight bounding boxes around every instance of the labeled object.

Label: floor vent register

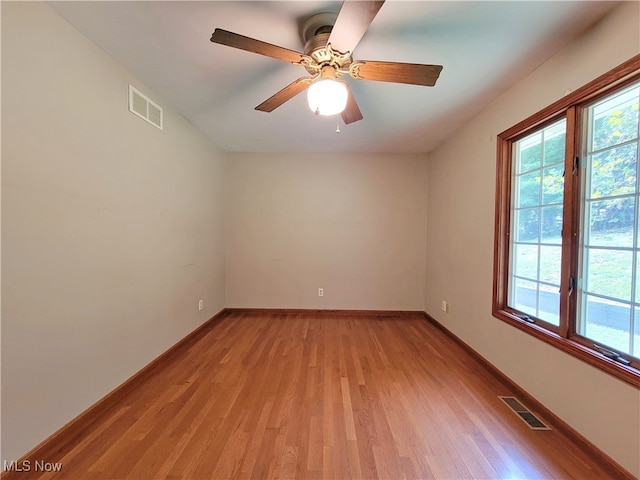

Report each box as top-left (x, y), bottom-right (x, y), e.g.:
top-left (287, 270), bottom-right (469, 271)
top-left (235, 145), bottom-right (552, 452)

top-left (499, 396), bottom-right (551, 430)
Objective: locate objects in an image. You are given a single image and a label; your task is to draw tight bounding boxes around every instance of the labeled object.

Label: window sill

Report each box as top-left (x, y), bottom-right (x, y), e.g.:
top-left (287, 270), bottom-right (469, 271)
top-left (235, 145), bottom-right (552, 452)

top-left (492, 308), bottom-right (640, 388)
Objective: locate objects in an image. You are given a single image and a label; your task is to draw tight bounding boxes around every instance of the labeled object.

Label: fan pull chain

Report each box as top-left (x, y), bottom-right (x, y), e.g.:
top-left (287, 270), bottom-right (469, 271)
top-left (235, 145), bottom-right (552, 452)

top-left (336, 117), bottom-right (341, 134)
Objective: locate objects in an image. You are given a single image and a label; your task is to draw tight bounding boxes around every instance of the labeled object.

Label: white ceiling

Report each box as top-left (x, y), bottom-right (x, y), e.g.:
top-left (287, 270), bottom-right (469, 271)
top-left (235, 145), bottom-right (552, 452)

top-left (49, 1), bottom-right (617, 154)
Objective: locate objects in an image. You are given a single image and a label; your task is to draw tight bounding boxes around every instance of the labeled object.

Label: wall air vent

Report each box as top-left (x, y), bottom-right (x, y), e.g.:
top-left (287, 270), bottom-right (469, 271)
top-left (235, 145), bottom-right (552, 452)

top-left (499, 396), bottom-right (551, 430)
top-left (128, 85), bottom-right (163, 130)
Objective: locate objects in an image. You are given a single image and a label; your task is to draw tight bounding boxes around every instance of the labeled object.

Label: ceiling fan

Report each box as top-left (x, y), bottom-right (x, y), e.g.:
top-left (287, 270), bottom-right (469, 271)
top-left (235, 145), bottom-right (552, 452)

top-left (210, 0), bottom-right (443, 125)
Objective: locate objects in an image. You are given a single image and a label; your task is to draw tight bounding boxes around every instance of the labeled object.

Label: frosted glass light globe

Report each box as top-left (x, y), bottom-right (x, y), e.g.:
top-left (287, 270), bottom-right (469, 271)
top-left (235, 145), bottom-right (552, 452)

top-left (307, 79), bottom-right (348, 116)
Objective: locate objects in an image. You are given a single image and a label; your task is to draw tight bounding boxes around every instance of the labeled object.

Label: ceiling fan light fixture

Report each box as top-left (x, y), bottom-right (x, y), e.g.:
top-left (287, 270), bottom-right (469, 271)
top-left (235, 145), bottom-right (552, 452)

top-left (307, 79), bottom-right (348, 116)
top-left (211, 0), bottom-right (442, 124)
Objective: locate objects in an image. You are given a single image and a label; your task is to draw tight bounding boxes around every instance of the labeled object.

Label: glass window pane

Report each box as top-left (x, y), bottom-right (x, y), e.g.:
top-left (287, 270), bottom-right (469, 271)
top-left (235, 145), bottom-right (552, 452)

top-left (510, 119), bottom-right (565, 325)
top-left (518, 132), bottom-right (542, 173)
top-left (585, 248), bottom-right (632, 301)
top-left (512, 278), bottom-right (538, 317)
top-left (539, 245), bottom-right (561, 285)
top-left (581, 295), bottom-right (630, 353)
top-left (541, 206), bottom-right (562, 243)
top-left (587, 197), bottom-right (635, 248)
top-left (636, 255), bottom-right (640, 305)
top-left (590, 144), bottom-right (637, 198)
top-left (542, 165), bottom-right (564, 205)
top-left (517, 171), bottom-right (540, 208)
top-left (637, 205), bottom-right (640, 247)
top-left (592, 87), bottom-right (640, 151)
top-left (543, 126), bottom-right (565, 166)
top-left (634, 307), bottom-right (640, 358)
top-left (579, 82), bottom-right (639, 359)
top-left (514, 244), bottom-right (538, 280)
top-left (515, 208), bottom-right (539, 243)
top-left (539, 284), bottom-right (560, 326)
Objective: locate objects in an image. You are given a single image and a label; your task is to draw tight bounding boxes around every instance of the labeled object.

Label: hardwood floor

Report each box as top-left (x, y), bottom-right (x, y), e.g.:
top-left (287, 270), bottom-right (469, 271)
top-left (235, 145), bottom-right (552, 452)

top-left (4, 311), bottom-right (625, 479)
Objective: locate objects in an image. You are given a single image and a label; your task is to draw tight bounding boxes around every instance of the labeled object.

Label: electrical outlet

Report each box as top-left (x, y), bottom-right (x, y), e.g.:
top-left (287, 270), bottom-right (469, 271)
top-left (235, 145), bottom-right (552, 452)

top-left (441, 300), bottom-right (448, 313)
top-left (318, 288), bottom-right (324, 297)
top-left (198, 299), bottom-right (204, 311)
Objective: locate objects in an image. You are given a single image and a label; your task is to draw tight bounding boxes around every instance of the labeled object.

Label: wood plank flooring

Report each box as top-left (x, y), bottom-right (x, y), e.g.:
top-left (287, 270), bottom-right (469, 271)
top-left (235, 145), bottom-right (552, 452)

top-left (4, 312), bottom-right (623, 479)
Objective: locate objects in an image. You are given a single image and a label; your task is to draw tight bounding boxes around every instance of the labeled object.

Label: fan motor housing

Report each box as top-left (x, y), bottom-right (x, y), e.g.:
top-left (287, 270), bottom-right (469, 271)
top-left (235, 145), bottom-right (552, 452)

top-left (304, 33), bottom-right (332, 64)
top-left (301, 13), bottom-right (352, 74)
top-left (302, 12), bottom-right (336, 43)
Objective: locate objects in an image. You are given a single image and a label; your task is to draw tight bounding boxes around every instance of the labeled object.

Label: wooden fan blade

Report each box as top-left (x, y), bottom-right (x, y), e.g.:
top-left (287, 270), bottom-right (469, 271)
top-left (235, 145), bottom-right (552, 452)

top-left (353, 61), bottom-right (443, 86)
top-left (255, 77), bottom-right (313, 112)
top-left (328, 0), bottom-right (385, 55)
top-left (341, 83), bottom-right (363, 124)
top-left (211, 29), bottom-right (305, 64)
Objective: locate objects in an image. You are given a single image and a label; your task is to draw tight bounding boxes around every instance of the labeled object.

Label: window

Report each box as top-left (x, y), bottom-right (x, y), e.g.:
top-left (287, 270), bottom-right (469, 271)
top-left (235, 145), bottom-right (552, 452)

top-left (510, 119), bottom-right (566, 327)
top-left (494, 55), bottom-right (640, 387)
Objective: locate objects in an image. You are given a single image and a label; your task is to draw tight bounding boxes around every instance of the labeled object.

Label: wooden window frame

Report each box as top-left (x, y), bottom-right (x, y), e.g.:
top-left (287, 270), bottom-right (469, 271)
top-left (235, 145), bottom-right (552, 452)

top-left (493, 54), bottom-right (640, 388)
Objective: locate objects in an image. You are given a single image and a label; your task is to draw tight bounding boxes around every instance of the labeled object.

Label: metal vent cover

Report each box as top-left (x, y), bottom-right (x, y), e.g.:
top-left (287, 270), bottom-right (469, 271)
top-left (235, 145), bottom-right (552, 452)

top-left (128, 85), bottom-right (163, 130)
top-left (499, 396), bottom-right (551, 430)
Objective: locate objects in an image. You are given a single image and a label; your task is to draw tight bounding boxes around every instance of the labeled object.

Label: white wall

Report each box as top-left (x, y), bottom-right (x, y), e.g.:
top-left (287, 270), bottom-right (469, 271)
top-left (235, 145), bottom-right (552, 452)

top-left (226, 152), bottom-right (427, 310)
top-left (1, 3), bottom-right (226, 461)
top-left (424, 2), bottom-right (640, 477)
